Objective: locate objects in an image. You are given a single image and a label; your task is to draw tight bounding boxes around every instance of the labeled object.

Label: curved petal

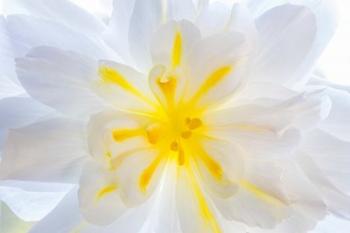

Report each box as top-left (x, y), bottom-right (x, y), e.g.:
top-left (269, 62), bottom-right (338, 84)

top-left (78, 161), bottom-right (127, 225)
top-left (16, 46), bottom-right (107, 119)
top-left (185, 32), bottom-right (250, 107)
top-left (297, 154), bottom-right (350, 220)
top-left (0, 118), bottom-right (88, 183)
top-left (206, 88), bottom-right (331, 133)
top-left (28, 188), bottom-right (82, 233)
top-left (319, 88), bottom-right (350, 142)
top-left (176, 165), bottom-right (223, 233)
top-left (0, 96), bottom-right (53, 152)
top-left (0, 96), bottom-right (53, 130)
top-left (150, 20), bottom-right (201, 67)
top-left (5, 15), bottom-right (117, 61)
top-left (3, 0), bottom-right (106, 36)
top-left (0, 181), bottom-right (70, 222)
top-left (252, 4), bottom-right (316, 85)
top-left (128, 0), bottom-right (163, 71)
top-left (301, 130), bottom-right (350, 194)
top-left (247, 0), bottom-right (337, 86)
top-left (94, 60), bottom-right (156, 112)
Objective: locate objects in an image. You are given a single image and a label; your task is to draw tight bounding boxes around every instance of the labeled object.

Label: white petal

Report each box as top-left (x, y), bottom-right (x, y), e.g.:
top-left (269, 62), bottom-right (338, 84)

top-left (320, 88), bottom-right (350, 142)
top-left (3, 0), bottom-right (105, 36)
top-left (301, 129), bottom-right (350, 194)
top-left (0, 96), bottom-right (53, 152)
top-left (16, 46), bottom-right (107, 118)
top-left (213, 161), bottom-right (289, 228)
top-left (253, 4), bottom-right (316, 85)
top-left (297, 155), bottom-right (350, 220)
top-left (207, 88), bottom-right (331, 133)
top-left (104, 0), bottom-right (137, 65)
top-left (0, 182), bottom-right (70, 222)
top-left (0, 96), bottom-right (53, 130)
top-left (198, 139), bottom-right (242, 198)
top-left (248, 0), bottom-right (337, 87)
top-left (186, 32), bottom-right (250, 107)
top-left (165, 0), bottom-right (196, 22)
top-left (128, 0), bottom-right (163, 71)
top-left (196, 1), bottom-right (234, 36)
top-left (176, 166), bottom-right (223, 233)
top-left (28, 188), bottom-right (82, 233)
top-left (87, 110), bottom-right (153, 166)
top-left (95, 60), bottom-right (156, 112)
top-left (0, 118), bottom-right (87, 183)
top-left (150, 20), bottom-right (201, 67)
top-left (5, 15), bottom-right (117, 60)
top-left (78, 161), bottom-right (127, 225)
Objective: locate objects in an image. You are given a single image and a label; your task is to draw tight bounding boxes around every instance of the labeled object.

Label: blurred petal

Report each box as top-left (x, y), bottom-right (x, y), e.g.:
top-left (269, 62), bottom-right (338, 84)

top-left (0, 118), bottom-right (87, 183)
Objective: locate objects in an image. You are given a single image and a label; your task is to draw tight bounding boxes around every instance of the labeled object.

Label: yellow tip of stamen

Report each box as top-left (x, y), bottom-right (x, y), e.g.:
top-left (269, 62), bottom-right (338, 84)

top-left (181, 131), bottom-right (192, 139)
top-left (146, 124), bottom-right (162, 144)
top-left (112, 128), bottom-right (143, 142)
top-left (187, 118), bottom-right (203, 130)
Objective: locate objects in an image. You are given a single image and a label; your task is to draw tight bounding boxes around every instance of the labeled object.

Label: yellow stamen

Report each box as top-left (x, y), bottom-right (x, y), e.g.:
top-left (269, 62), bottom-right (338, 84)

top-left (139, 155), bottom-right (163, 193)
top-left (112, 128), bottom-right (143, 142)
top-left (157, 75), bottom-right (177, 106)
top-left (172, 31), bottom-right (182, 68)
top-left (192, 66), bottom-right (233, 103)
top-left (96, 184), bottom-right (118, 200)
top-left (178, 148), bottom-right (185, 166)
top-left (146, 124), bottom-right (162, 144)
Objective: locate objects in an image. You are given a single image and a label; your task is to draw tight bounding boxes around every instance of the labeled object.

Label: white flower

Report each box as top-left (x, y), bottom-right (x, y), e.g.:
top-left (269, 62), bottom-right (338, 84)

top-left (0, 0), bottom-right (349, 233)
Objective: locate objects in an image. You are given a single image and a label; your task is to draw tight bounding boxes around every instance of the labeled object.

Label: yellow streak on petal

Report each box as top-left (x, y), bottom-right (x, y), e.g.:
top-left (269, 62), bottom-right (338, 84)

top-left (96, 184), bottom-right (118, 200)
top-left (192, 66), bottom-right (233, 103)
top-left (99, 65), bottom-right (156, 107)
top-left (231, 123), bottom-right (272, 133)
top-left (112, 128), bottom-right (143, 142)
top-left (198, 150), bottom-right (223, 180)
top-left (139, 155), bottom-right (163, 193)
top-left (172, 31), bottom-right (183, 68)
top-left (239, 180), bottom-right (284, 206)
top-left (187, 166), bottom-right (222, 233)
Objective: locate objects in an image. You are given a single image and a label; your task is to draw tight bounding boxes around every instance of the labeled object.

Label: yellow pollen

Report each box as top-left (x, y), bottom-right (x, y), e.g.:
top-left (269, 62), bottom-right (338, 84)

top-left (172, 31), bottom-right (182, 68)
top-left (187, 118), bottom-right (203, 130)
top-left (170, 141), bottom-right (179, 151)
top-left (181, 131), bottom-right (192, 139)
top-left (96, 184), bottom-right (118, 200)
top-left (112, 128), bottom-right (143, 142)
